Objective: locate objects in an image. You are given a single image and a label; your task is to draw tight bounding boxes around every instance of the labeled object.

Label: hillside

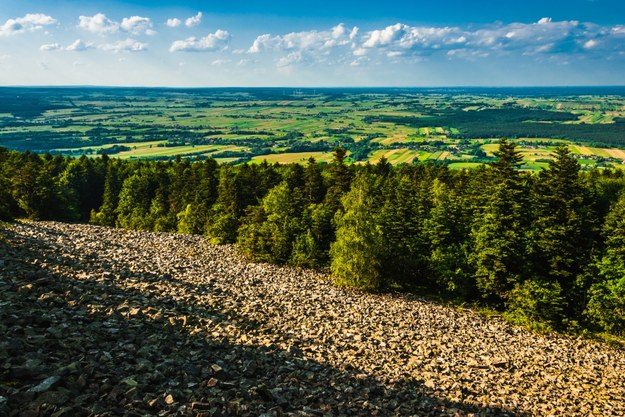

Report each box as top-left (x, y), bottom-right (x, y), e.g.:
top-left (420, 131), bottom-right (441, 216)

top-left (1, 221), bottom-right (624, 416)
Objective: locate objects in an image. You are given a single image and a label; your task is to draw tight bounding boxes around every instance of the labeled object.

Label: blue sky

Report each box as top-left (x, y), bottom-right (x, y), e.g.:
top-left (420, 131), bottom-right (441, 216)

top-left (1, 0), bottom-right (625, 86)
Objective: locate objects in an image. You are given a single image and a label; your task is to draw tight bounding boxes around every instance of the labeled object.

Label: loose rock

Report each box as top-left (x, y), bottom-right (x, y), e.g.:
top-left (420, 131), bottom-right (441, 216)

top-left (1, 221), bottom-right (624, 416)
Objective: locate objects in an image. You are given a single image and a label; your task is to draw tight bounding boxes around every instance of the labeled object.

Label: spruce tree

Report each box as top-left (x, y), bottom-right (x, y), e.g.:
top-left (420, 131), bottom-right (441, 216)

top-left (207, 165), bottom-right (242, 243)
top-left (470, 139), bottom-right (530, 303)
top-left (586, 193), bottom-right (625, 335)
top-left (426, 178), bottom-right (473, 296)
top-left (530, 145), bottom-right (597, 319)
top-left (90, 161), bottom-right (122, 227)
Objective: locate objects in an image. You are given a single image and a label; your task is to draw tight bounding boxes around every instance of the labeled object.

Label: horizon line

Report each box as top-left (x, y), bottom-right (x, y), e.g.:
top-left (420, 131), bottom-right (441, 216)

top-left (2, 85), bottom-right (625, 89)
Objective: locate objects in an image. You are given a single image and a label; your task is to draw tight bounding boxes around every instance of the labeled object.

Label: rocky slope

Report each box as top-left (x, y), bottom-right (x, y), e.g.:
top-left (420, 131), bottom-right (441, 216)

top-left (0, 221), bottom-right (624, 417)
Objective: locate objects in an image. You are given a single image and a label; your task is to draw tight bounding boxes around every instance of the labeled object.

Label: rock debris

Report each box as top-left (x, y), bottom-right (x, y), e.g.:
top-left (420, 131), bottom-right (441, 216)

top-left (1, 221), bottom-right (624, 416)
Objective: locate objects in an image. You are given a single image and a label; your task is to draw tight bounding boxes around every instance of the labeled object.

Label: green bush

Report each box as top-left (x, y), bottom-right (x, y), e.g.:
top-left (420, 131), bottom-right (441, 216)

top-left (586, 278), bottom-right (625, 336)
top-left (504, 279), bottom-right (565, 330)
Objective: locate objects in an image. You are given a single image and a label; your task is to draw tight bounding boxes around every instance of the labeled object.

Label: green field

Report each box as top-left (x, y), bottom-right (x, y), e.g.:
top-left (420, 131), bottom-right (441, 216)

top-left (1, 87), bottom-right (625, 168)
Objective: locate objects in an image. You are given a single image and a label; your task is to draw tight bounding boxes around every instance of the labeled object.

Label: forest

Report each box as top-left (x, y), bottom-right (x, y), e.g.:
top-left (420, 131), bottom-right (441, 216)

top-left (1, 141), bottom-right (625, 338)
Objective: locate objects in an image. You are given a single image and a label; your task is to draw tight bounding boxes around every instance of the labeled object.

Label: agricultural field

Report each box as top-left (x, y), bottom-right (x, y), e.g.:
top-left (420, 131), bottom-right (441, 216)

top-left (1, 86), bottom-right (625, 169)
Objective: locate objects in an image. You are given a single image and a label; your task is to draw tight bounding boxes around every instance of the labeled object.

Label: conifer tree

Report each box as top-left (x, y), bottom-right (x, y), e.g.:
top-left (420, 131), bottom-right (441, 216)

top-left (470, 139), bottom-right (530, 303)
top-left (427, 178), bottom-right (473, 296)
top-left (379, 172), bottom-right (432, 286)
top-left (303, 157), bottom-right (325, 204)
top-left (207, 165), bottom-right (242, 243)
top-left (115, 168), bottom-right (156, 230)
top-left (178, 158), bottom-right (218, 234)
top-left (91, 161), bottom-right (122, 227)
top-left (239, 164), bottom-right (307, 263)
top-left (586, 193), bottom-right (625, 334)
top-left (0, 148), bottom-right (16, 220)
top-left (324, 147), bottom-right (352, 209)
top-left (529, 145), bottom-right (597, 318)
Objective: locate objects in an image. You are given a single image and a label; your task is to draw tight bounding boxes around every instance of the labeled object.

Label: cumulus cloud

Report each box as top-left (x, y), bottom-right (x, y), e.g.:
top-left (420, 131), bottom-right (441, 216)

top-left (612, 26), bottom-right (625, 35)
top-left (362, 23), bottom-right (457, 51)
top-left (40, 43), bottom-right (62, 51)
top-left (245, 18), bottom-right (625, 69)
top-left (167, 18), bottom-right (182, 28)
top-left (185, 12), bottom-right (203, 28)
top-left (121, 16), bottom-right (154, 35)
top-left (277, 51), bottom-right (303, 67)
top-left (0, 13), bottom-right (56, 36)
top-left (66, 39), bottom-right (93, 52)
top-left (169, 30), bottom-right (230, 52)
top-left (79, 13), bottom-right (154, 35)
top-left (248, 23), bottom-right (358, 54)
top-left (78, 13), bottom-right (119, 34)
top-left (356, 18), bottom-right (625, 60)
top-left (101, 39), bottom-right (148, 52)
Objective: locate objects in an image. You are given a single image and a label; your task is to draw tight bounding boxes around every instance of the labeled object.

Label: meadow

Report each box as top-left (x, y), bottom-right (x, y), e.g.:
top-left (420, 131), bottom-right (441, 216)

top-left (1, 87), bottom-right (625, 170)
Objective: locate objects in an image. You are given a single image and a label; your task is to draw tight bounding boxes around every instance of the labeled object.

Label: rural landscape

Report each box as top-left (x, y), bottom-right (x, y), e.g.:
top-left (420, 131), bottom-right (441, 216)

top-left (2, 0), bottom-right (625, 416)
top-left (2, 87), bottom-right (625, 170)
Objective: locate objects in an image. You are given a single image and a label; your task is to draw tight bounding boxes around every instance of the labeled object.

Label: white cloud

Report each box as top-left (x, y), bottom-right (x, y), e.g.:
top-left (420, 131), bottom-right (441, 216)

top-left (349, 26), bottom-right (359, 40)
top-left (0, 13), bottom-right (56, 37)
top-left (101, 38), bottom-right (148, 52)
top-left (79, 13), bottom-right (155, 35)
top-left (169, 30), bottom-right (230, 52)
top-left (78, 13), bottom-right (119, 34)
top-left (185, 12), bottom-right (203, 28)
top-left (356, 18), bottom-right (616, 60)
top-left (120, 16), bottom-right (153, 35)
top-left (40, 43), bottom-right (62, 51)
top-left (211, 59), bottom-right (231, 66)
top-left (277, 51), bottom-right (303, 67)
top-left (66, 39), bottom-right (93, 52)
top-left (362, 23), bottom-right (458, 51)
top-left (244, 19), bottom-right (625, 69)
top-left (167, 18), bottom-right (182, 28)
top-left (248, 34), bottom-right (272, 53)
top-left (248, 23), bottom-right (357, 54)
top-left (612, 26), bottom-right (625, 35)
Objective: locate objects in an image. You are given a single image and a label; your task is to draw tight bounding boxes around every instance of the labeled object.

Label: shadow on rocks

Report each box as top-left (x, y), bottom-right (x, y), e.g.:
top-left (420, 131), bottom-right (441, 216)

top-left (0, 223), bottom-right (529, 417)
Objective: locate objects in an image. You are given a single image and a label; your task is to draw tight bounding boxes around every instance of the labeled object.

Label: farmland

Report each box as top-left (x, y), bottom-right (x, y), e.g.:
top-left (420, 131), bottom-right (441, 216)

top-left (1, 86), bottom-right (625, 169)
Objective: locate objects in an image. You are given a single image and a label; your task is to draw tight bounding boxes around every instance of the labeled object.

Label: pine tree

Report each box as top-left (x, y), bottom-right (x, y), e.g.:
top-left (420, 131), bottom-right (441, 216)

top-left (148, 163), bottom-right (177, 232)
top-left (115, 168), bottom-right (156, 230)
top-left (178, 158), bottom-right (218, 234)
top-left (238, 164), bottom-right (308, 264)
top-left (12, 152), bottom-right (66, 220)
top-left (207, 165), bottom-right (242, 243)
top-left (470, 139), bottom-right (530, 303)
top-left (426, 178), bottom-right (473, 296)
top-left (379, 172), bottom-right (432, 287)
top-left (530, 145), bottom-right (597, 319)
top-left (324, 147), bottom-right (352, 209)
top-left (0, 148), bottom-right (16, 220)
top-left (585, 193), bottom-right (625, 335)
top-left (303, 157), bottom-right (325, 204)
top-left (90, 161), bottom-right (122, 227)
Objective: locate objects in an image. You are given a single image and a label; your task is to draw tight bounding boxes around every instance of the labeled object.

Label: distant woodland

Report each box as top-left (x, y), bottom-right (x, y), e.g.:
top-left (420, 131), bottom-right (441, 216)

top-left (1, 142), bottom-right (625, 337)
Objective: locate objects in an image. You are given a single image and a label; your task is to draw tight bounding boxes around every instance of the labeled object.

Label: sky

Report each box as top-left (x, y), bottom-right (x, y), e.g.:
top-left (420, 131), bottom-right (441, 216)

top-left (1, 0), bottom-right (625, 87)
